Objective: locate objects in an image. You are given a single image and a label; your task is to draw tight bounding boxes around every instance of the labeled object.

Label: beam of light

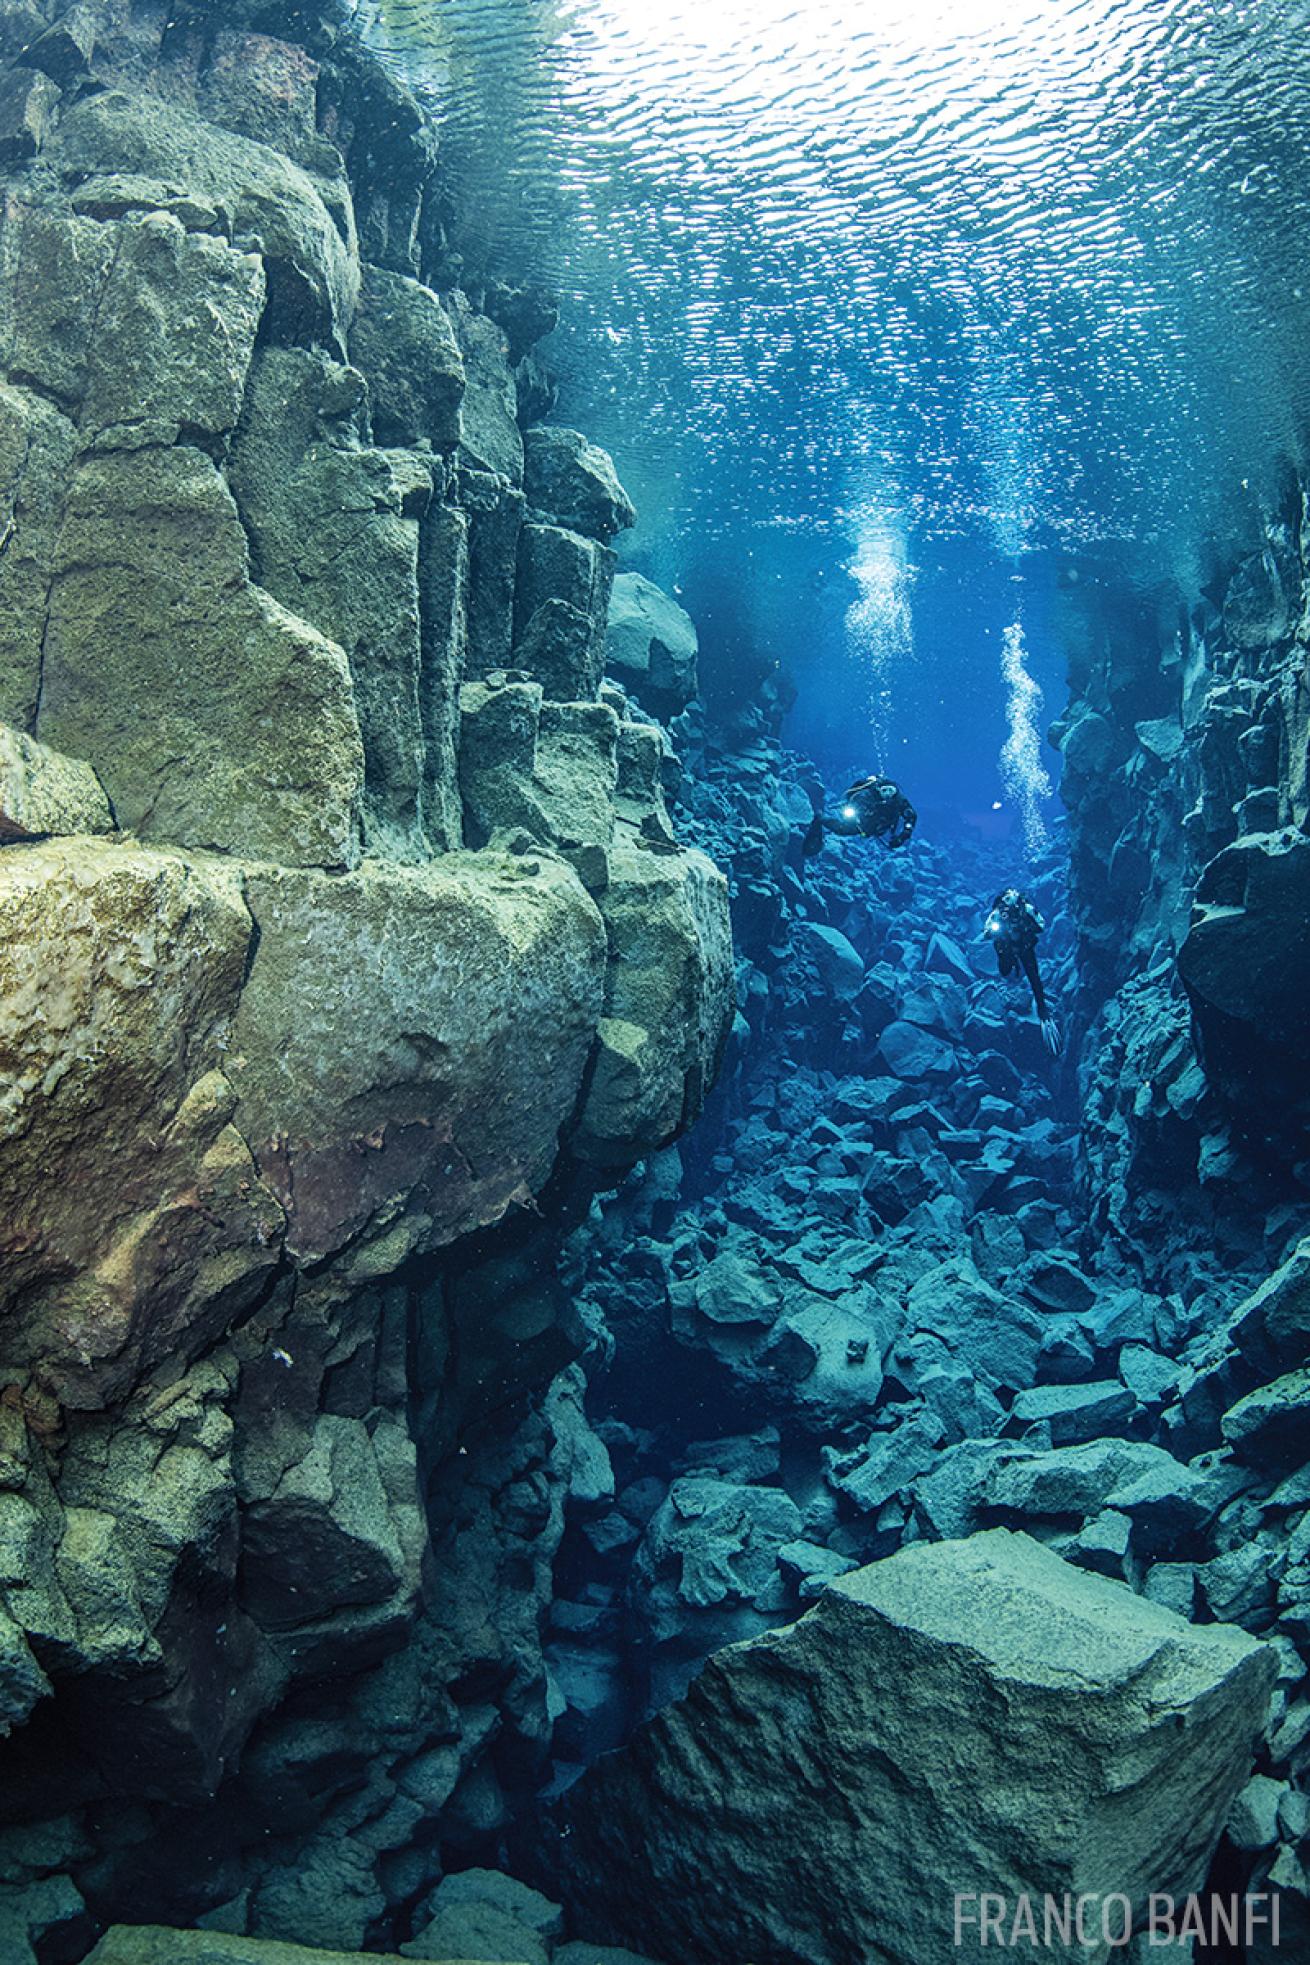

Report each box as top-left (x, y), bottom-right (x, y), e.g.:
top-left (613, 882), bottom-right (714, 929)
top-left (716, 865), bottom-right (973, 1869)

top-left (999, 618), bottom-right (1052, 858)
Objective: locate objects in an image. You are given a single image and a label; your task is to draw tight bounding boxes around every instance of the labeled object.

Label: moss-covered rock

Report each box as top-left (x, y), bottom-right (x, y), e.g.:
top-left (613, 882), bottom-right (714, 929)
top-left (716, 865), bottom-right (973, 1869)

top-left (575, 839), bottom-right (733, 1165)
top-left (229, 346), bottom-right (433, 860)
top-left (38, 445), bottom-right (365, 867)
top-left (0, 838), bottom-right (283, 1407)
top-left (350, 264), bottom-right (465, 449)
top-left (0, 720), bottom-right (111, 839)
top-left (228, 853), bottom-right (608, 1262)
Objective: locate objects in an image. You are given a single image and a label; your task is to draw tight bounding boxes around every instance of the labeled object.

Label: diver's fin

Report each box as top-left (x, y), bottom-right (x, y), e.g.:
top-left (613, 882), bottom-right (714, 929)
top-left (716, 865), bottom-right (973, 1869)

top-left (801, 813), bottom-right (824, 858)
top-left (1040, 1016), bottom-right (1063, 1058)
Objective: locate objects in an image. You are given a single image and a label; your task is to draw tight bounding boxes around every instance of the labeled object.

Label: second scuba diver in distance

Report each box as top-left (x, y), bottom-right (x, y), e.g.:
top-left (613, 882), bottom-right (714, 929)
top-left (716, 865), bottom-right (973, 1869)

top-left (804, 772), bottom-right (918, 854)
top-left (984, 886), bottom-right (1063, 1058)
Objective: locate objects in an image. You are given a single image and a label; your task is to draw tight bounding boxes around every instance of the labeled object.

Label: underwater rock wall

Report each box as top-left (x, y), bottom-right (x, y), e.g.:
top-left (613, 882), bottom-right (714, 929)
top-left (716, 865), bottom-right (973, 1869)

top-left (1053, 526), bottom-right (1310, 1279)
top-left (0, 1), bottom-right (731, 1954)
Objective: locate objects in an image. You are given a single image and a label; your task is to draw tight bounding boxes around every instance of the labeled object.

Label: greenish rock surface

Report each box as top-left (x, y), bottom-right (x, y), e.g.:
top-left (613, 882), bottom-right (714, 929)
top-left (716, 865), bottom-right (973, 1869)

top-left (0, 382), bottom-right (77, 726)
top-left (548, 1529), bottom-right (1276, 1965)
top-left (0, 0), bottom-right (734, 1926)
top-left (0, 838), bottom-right (282, 1408)
top-left (350, 264), bottom-right (465, 449)
top-left (230, 346), bottom-right (435, 858)
top-left (514, 524), bottom-right (615, 701)
top-left (86, 1932), bottom-right (501, 1965)
top-left (522, 427), bottom-right (635, 541)
top-left (0, 721), bottom-right (112, 838)
top-left (47, 89), bottom-right (358, 340)
top-left (38, 445), bottom-right (365, 866)
top-left (575, 839), bottom-right (733, 1164)
top-left (228, 854), bottom-right (609, 1262)
top-left (458, 678), bottom-right (619, 852)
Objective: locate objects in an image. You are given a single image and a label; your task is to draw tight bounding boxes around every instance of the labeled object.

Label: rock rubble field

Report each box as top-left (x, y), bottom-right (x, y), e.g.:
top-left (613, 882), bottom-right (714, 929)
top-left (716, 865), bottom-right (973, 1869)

top-left (0, 1), bottom-right (1304, 1961)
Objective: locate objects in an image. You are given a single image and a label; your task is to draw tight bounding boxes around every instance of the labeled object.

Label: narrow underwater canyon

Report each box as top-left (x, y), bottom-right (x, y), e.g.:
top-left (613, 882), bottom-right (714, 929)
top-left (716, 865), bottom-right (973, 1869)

top-left (0, 4), bottom-right (1305, 1963)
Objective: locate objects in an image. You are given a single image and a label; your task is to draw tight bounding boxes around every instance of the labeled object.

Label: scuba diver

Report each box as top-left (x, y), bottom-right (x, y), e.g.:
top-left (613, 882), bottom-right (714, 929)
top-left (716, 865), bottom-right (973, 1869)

top-left (804, 773), bottom-right (917, 855)
top-left (984, 887), bottom-right (1062, 1057)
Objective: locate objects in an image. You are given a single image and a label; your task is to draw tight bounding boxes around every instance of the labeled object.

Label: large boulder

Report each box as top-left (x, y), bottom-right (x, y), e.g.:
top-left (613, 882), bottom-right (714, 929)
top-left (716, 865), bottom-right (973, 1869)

top-left (0, 838), bottom-right (283, 1408)
top-left (228, 853), bottom-right (608, 1263)
top-left (547, 1529), bottom-right (1276, 1965)
top-left (574, 839), bottom-right (733, 1165)
top-left (523, 427), bottom-right (635, 541)
top-left (37, 445), bottom-right (365, 868)
top-left (44, 89), bottom-right (358, 342)
top-left (349, 265), bottom-right (465, 449)
top-left (605, 573), bottom-right (698, 719)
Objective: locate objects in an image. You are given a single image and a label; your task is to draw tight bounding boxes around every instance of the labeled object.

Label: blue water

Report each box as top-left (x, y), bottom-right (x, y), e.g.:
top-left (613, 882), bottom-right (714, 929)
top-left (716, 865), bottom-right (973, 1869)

top-left (362, 0), bottom-right (1310, 825)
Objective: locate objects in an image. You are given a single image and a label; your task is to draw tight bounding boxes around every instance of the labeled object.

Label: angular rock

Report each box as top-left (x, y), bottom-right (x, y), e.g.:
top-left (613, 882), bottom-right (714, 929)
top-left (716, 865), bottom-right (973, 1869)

top-left (404, 1868), bottom-right (561, 1964)
top-left (349, 266), bottom-right (465, 449)
top-left (459, 679), bottom-right (618, 852)
top-left (523, 427), bottom-right (635, 540)
top-left (451, 294), bottom-right (523, 484)
top-left (693, 1247), bottom-right (779, 1326)
top-left (879, 1019), bottom-right (955, 1079)
top-left (48, 90), bottom-right (358, 341)
top-left (514, 523), bottom-right (615, 701)
top-left (459, 468), bottom-right (525, 675)
top-left (0, 383), bottom-right (78, 727)
top-left (1179, 830), bottom-right (1310, 1113)
top-left (78, 213), bottom-right (266, 449)
top-left (0, 839), bottom-right (283, 1408)
top-left (0, 723), bottom-right (112, 839)
top-left (240, 1413), bottom-right (418, 1645)
top-left (547, 1530), bottom-right (1276, 1965)
top-left (228, 854), bottom-right (608, 1263)
top-left (1009, 1379), bottom-right (1136, 1444)
top-left (792, 920), bottom-right (864, 1002)
top-left (605, 573), bottom-right (698, 719)
top-left (1222, 1367), bottom-right (1310, 1468)
top-left (574, 840), bottom-right (733, 1166)
top-left (38, 446), bottom-right (364, 868)
top-left (906, 1258), bottom-right (1042, 1394)
top-left (230, 347), bottom-right (434, 859)
top-left (0, 69), bottom-right (58, 162)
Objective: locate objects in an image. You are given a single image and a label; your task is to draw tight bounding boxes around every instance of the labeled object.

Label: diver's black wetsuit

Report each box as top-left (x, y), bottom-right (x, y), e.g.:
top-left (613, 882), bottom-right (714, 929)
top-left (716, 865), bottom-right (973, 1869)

top-left (985, 887), bottom-right (1062, 1057)
top-left (805, 774), bottom-right (917, 854)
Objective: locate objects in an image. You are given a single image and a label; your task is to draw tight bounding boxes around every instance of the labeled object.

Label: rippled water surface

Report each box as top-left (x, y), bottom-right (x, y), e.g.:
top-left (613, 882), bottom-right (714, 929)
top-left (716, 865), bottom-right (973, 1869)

top-left (357, 0), bottom-right (1310, 812)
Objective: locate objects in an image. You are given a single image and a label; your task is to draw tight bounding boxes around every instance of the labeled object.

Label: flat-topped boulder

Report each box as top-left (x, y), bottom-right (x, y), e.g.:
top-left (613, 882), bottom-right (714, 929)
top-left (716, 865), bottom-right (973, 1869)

top-left (546, 1528), bottom-right (1276, 1965)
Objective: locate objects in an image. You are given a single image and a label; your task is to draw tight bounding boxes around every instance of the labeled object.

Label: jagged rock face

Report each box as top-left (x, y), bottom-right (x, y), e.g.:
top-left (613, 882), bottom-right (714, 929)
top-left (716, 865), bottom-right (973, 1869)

top-left (547, 1530), bottom-right (1276, 1965)
top-left (1056, 514), bottom-right (1310, 1258)
top-left (1179, 828), bottom-right (1310, 1120)
top-left (0, 0), bottom-right (733, 1943)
